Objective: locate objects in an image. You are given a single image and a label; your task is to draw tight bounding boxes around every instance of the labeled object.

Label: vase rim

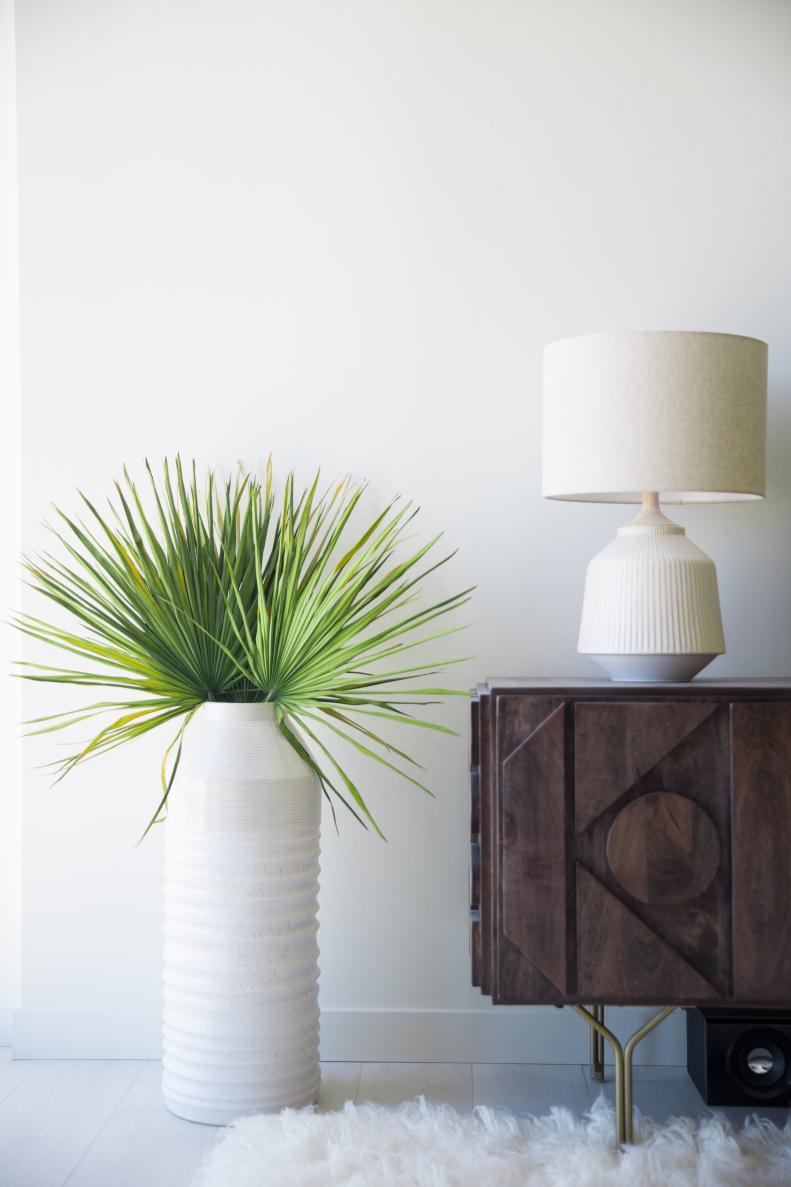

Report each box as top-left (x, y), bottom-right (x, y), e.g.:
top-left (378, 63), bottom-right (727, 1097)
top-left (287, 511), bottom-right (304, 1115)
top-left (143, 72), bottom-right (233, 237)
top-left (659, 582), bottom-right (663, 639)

top-left (200, 701), bottom-right (278, 720)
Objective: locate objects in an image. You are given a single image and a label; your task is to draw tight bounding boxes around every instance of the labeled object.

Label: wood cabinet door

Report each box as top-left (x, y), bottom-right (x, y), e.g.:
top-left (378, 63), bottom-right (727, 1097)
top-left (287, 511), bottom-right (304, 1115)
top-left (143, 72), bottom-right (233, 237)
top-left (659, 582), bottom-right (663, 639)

top-left (574, 700), bottom-right (731, 1004)
top-left (732, 703), bottom-right (791, 1004)
top-left (484, 690), bottom-right (791, 1008)
top-left (495, 694), bottom-right (567, 1003)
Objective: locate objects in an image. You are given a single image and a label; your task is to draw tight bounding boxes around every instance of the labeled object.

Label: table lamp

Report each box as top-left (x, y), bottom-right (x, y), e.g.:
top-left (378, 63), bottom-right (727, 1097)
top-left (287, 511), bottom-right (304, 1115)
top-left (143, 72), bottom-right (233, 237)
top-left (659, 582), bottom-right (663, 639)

top-left (542, 331), bottom-right (768, 681)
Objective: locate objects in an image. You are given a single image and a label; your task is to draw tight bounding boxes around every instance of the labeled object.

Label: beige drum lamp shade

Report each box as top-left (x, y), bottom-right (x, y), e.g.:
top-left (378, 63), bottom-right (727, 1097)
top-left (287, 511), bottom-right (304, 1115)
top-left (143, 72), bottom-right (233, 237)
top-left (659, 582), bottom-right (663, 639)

top-left (542, 331), bottom-right (768, 504)
top-left (541, 331), bottom-right (768, 682)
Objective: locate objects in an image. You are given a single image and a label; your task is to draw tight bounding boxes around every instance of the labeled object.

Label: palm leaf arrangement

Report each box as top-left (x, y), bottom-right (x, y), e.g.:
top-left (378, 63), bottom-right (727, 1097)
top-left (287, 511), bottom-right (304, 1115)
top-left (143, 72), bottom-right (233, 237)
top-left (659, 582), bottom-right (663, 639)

top-left (14, 458), bottom-right (471, 838)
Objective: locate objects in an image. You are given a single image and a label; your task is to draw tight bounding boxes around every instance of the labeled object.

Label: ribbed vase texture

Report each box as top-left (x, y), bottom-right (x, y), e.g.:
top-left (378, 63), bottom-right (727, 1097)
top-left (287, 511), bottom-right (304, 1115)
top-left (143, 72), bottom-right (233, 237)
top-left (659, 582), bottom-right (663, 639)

top-left (162, 702), bottom-right (321, 1125)
top-left (578, 522), bottom-right (726, 656)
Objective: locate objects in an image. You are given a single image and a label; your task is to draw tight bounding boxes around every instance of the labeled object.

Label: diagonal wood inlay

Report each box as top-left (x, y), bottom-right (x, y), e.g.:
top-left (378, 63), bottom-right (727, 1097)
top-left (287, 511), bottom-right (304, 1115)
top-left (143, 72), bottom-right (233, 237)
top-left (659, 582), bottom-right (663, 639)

top-left (501, 704), bottom-right (567, 994)
top-left (574, 701), bottom-right (719, 834)
top-left (576, 865), bottom-right (720, 1001)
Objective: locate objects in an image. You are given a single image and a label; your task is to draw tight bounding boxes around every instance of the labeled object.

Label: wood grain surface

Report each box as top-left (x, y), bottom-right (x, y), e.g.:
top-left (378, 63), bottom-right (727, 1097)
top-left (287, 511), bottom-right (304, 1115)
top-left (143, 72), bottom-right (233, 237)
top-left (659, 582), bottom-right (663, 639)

top-left (472, 683), bottom-right (791, 1007)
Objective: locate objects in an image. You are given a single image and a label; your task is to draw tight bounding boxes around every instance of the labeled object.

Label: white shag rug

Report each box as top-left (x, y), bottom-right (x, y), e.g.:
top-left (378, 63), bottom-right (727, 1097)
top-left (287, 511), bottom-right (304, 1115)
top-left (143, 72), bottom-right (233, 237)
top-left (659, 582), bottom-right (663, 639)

top-left (191, 1096), bottom-right (791, 1187)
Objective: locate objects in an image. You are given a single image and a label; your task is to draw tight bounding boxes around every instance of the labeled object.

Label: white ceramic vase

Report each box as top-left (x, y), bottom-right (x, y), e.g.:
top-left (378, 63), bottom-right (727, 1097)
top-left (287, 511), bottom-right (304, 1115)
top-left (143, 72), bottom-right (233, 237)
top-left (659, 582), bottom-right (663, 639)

top-left (162, 702), bottom-right (322, 1125)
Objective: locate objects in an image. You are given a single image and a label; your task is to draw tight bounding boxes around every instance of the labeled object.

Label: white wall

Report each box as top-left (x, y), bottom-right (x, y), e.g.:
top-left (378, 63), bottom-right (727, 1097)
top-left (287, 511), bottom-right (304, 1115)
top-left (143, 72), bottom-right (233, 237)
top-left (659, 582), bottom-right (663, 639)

top-left (0, 0), bottom-right (22, 1046)
top-left (9, 0), bottom-right (791, 1060)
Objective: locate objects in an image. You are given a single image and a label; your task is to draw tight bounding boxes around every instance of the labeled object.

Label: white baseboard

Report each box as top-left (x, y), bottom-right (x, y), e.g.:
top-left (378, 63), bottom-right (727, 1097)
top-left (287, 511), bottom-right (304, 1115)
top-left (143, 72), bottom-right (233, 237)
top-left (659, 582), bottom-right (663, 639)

top-left (321, 1007), bottom-right (687, 1064)
top-left (12, 1008), bottom-right (162, 1059)
top-left (11, 1005), bottom-right (687, 1064)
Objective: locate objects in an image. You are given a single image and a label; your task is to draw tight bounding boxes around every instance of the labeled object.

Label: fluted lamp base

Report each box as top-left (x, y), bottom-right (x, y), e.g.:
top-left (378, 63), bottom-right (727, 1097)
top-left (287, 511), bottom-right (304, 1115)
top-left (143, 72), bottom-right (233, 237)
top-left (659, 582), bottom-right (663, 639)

top-left (579, 493), bottom-right (725, 683)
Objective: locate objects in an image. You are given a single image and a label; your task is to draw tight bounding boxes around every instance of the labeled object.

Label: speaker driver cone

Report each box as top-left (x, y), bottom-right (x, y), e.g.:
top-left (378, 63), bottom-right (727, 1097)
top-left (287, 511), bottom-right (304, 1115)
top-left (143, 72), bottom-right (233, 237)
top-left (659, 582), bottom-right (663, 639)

top-left (732, 1033), bottom-right (788, 1095)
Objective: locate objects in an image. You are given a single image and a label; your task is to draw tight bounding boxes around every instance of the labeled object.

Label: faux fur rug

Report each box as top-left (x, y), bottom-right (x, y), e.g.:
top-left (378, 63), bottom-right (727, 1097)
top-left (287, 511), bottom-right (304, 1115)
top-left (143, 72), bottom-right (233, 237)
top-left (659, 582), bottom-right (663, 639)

top-left (191, 1096), bottom-right (791, 1186)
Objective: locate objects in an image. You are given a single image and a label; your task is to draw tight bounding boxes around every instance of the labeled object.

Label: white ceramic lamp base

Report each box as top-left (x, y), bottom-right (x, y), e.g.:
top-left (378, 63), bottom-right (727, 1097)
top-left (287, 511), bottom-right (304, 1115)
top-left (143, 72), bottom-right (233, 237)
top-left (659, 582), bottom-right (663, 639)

top-left (578, 494), bottom-right (725, 683)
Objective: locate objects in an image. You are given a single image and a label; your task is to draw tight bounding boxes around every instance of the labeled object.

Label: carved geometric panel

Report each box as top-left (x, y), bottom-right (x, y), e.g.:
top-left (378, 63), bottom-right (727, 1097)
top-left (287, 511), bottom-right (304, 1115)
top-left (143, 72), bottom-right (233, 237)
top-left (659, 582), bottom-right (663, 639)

top-left (606, 792), bottom-right (721, 906)
top-left (576, 865), bottom-right (719, 1001)
top-left (474, 684), bottom-right (791, 1009)
top-left (574, 701), bottom-right (731, 997)
top-left (498, 699), bottom-right (567, 1000)
top-left (575, 701), bottom-right (720, 834)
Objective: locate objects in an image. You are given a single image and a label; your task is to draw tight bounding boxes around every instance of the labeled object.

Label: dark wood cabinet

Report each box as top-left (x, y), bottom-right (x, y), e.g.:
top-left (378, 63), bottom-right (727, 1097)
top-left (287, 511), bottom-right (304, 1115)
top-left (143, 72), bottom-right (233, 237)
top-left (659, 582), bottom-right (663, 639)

top-left (470, 679), bottom-right (791, 1008)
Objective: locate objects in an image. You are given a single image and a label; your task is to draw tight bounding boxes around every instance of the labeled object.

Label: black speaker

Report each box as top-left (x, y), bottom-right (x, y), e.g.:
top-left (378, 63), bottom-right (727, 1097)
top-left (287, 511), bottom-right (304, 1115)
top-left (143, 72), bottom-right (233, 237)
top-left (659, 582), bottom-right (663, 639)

top-left (687, 1008), bottom-right (791, 1107)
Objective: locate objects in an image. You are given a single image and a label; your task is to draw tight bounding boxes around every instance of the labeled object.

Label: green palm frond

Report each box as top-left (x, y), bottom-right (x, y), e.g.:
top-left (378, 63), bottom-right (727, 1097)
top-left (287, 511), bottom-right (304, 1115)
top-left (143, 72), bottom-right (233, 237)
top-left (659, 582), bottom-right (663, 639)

top-left (14, 458), bottom-right (471, 838)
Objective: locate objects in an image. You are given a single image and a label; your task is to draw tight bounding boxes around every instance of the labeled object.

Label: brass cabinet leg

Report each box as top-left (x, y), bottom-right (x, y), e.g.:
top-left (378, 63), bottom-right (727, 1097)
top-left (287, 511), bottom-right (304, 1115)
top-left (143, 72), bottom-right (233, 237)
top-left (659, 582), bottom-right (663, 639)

top-left (622, 1006), bottom-right (677, 1143)
top-left (573, 1005), bottom-right (626, 1144)
top-left (589, 1005), bottom-right (605, 1081)
top-left (573, 1004), bottom-right (678, 1146)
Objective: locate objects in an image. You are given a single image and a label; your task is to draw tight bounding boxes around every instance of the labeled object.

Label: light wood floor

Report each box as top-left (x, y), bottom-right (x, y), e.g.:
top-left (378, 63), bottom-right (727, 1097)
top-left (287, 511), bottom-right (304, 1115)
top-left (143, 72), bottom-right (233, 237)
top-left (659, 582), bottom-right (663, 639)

top-left (0, 1052), bottom-right (787, 1187)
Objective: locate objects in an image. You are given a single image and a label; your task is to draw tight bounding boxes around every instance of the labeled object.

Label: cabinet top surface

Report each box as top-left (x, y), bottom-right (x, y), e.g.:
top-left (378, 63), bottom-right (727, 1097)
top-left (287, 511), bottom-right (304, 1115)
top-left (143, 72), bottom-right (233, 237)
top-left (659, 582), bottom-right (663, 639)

top-left (474, 677), bottom-right (791, 694)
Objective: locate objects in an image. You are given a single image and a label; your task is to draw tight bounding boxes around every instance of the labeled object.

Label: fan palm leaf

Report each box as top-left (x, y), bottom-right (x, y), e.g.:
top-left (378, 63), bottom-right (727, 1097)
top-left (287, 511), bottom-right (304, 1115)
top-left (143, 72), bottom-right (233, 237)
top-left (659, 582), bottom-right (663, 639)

top-left (14, 459), bottom-right (471, 838)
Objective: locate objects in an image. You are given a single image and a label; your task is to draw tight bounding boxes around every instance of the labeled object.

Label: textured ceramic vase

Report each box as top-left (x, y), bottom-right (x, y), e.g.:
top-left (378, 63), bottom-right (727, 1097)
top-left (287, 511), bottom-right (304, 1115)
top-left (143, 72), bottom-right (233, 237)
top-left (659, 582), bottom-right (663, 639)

top-left (578, 507), bottom-right (726, 682)
top-left (162, 702), bottom-right (322, 1125)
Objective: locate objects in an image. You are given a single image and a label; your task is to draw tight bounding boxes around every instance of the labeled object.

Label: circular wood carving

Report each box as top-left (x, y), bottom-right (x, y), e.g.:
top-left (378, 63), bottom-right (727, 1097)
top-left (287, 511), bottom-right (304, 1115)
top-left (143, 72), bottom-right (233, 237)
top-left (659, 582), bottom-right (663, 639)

top-left (606, 792), bottom-right (721, 906)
